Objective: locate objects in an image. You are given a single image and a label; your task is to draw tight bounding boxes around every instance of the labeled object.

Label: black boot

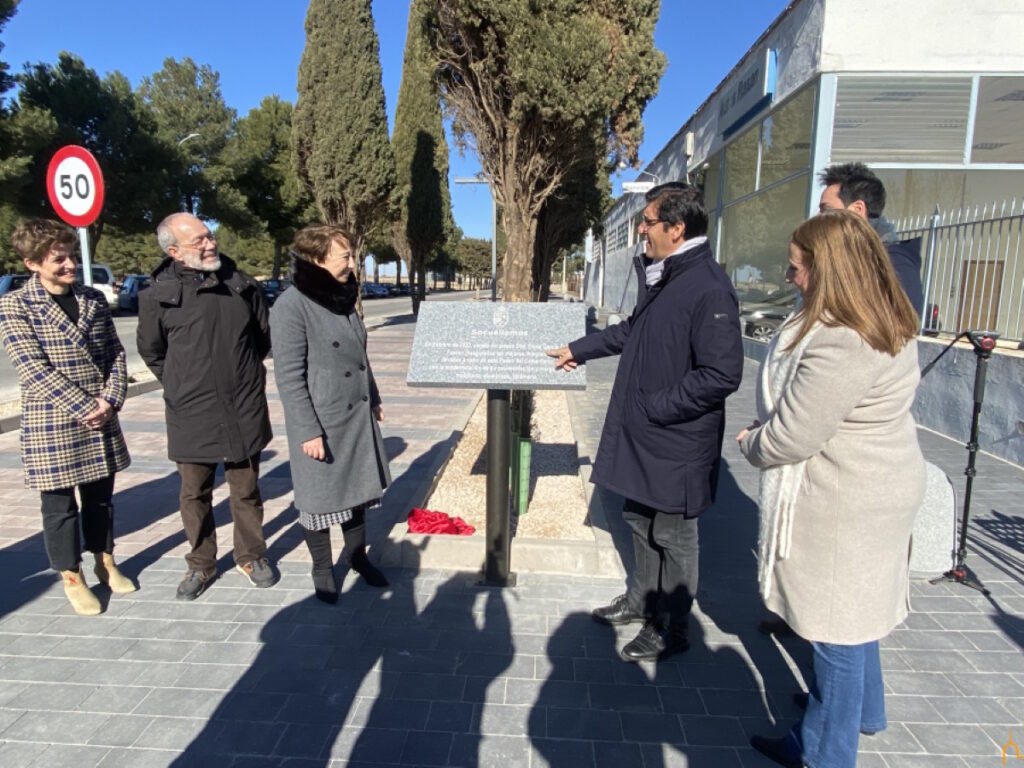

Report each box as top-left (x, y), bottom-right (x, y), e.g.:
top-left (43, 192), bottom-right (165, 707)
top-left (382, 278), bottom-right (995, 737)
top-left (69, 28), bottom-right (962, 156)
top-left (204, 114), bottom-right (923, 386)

top-left (303, 526), bottom-right (338, 604)
top-left (342, 512), bottom-right (388, 588)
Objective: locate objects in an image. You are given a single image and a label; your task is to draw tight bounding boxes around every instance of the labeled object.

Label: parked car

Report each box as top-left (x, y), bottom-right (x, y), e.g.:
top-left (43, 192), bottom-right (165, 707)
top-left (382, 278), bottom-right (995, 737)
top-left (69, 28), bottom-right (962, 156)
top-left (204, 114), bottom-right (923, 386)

top-left (116, 274), bottom-right (151, 313)
top-left (75, 263), bottom-right (117, 306)
top-left (0, 274), bottom-right (30, 296)
top-left (739, 286), bottom-right (799, 341)
top-left (259, 278), bottom-right (290, 307)
top-left (361, 282), bottom-right (389, 299)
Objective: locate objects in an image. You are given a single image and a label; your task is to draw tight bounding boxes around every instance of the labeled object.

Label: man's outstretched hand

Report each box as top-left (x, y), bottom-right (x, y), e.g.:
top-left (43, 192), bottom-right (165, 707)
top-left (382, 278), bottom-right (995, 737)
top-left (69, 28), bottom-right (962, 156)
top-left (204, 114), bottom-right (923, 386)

top-left (546, 346), bottom-right (578, 371)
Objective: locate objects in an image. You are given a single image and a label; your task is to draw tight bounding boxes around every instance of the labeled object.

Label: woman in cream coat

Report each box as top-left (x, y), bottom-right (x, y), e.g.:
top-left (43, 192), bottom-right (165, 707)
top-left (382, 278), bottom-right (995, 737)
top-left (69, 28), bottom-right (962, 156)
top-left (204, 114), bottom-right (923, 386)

top-left (737, 211), bottom-right (925, 768)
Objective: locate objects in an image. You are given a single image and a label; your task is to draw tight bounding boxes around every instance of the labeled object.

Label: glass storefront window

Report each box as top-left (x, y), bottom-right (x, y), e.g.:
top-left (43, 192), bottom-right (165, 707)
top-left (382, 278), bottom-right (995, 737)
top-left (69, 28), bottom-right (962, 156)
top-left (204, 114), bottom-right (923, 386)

top-left (723, 125), bottom-right (758, 203)
top-left (971, 77), bottom-right (1024, 164)
top-left (874, 169), bottom-right (1024, 223)
top-left (719, 175), bottom-right (809, 304)
top-left (760, 86), bottom-right (815, 186)
top-left (699, 152), bottom-right (722, 212)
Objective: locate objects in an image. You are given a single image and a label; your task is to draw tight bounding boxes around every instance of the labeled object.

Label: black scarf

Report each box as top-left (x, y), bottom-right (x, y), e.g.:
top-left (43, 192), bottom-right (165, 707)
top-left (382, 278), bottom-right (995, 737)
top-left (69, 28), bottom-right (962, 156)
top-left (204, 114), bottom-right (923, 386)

top-left (290, 255), bottom-right (359, 315)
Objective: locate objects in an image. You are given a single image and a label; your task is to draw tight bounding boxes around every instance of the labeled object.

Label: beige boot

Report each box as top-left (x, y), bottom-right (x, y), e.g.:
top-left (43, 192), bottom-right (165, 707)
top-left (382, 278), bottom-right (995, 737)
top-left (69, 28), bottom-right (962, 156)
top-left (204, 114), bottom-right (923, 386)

top-left (93, 552), bottom-right (137, 594)
top-left (62, 568), bottom-right (101, 615)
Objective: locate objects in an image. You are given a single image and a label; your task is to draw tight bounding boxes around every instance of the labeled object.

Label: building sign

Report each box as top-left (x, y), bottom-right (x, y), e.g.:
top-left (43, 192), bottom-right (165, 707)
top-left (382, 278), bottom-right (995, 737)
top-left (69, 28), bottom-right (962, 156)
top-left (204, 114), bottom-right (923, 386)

top-left (718, 48), bottom-right (777, 138)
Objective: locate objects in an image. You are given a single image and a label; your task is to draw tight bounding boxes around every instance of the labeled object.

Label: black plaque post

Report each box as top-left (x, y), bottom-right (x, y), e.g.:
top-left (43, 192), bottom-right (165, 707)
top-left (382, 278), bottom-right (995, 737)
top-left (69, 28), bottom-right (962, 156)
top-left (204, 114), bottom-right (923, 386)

top-left (482, 388), bottom-right (516, 586)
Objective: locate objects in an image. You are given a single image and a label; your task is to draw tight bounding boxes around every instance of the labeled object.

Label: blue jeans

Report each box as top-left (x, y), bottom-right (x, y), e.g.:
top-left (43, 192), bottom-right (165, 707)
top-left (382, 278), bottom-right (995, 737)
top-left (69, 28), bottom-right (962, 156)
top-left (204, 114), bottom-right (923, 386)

top-left (796, 640), bottom-right (887, 768)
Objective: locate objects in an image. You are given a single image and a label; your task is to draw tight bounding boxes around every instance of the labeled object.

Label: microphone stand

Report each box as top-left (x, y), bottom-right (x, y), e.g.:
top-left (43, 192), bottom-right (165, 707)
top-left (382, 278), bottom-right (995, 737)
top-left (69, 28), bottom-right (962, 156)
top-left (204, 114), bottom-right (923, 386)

top-left (925, 330), bottom-right (998, 595)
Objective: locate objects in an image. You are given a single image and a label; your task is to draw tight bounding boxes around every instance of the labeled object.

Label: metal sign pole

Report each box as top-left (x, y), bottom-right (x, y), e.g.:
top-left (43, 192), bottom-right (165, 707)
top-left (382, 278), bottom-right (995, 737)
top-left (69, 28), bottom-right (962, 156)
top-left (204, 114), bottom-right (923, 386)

top-left (482, 388), bottom-right (515, 586)
top-left (77, 227), bottom-right (93, 286)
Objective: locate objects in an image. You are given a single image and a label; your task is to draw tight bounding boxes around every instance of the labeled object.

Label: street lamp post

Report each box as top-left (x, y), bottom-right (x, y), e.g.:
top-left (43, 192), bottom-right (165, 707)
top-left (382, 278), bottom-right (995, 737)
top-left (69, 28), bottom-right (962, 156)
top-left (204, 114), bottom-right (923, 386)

top-left (454, 175), bottom-right (497, 302)
top-left (177, 132), bottom-right (201, 146)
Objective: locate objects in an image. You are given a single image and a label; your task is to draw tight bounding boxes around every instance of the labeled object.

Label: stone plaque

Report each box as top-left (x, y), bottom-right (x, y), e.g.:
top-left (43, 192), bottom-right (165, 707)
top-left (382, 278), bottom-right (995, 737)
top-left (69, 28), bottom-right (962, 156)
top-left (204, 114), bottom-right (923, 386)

top-left (407, 302), bottom-right (587, 390)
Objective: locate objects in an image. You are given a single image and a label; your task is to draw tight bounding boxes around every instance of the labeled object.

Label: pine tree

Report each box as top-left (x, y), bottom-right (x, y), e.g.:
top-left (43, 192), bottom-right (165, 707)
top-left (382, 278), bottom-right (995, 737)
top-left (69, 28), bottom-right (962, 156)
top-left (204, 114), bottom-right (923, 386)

top-left (293, 0), bottom-right (396, 269)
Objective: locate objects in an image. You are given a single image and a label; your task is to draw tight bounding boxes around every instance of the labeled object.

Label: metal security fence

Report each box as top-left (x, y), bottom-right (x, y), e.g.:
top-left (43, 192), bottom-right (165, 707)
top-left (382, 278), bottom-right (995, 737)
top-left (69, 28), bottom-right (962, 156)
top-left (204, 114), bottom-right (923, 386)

top-left (893, 200), bottom-right (1024, 343)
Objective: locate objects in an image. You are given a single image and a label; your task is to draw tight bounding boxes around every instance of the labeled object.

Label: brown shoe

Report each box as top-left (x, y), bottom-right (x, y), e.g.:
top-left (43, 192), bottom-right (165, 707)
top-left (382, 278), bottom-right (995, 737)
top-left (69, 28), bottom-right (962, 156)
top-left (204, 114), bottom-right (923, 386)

top-left (62, 568), bottom-right (101, 615)
top-left (93, 552), bottom-right (137, 594)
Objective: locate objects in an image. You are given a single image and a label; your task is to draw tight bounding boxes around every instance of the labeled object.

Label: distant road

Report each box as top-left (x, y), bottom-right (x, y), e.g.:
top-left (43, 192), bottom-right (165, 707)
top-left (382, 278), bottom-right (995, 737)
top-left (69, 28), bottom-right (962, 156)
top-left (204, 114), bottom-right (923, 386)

top-left (0, 289), bottom-right (477, 406)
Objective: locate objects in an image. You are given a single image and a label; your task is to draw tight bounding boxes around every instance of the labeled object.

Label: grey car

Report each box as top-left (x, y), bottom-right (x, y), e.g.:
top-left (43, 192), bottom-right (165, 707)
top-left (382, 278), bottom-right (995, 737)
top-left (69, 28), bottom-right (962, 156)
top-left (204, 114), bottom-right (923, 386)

top-left (739, 287), bottom-right (799, 341)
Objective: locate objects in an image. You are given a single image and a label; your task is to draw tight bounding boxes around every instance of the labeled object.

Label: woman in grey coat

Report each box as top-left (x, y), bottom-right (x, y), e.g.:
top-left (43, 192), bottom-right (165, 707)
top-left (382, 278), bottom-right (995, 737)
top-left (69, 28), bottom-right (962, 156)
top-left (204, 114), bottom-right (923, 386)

top-left (737, 211), bottom-right (925, 768)
top-left (270, 225), bottom-right (391, 603)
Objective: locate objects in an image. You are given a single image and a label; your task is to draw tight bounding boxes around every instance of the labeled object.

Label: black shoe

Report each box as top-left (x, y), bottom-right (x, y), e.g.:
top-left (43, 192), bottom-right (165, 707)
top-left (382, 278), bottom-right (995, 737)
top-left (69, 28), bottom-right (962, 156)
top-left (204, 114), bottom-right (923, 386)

top-left (176, 570), bottom-right (211, 601)
top-left (750, 734), bottom-right (804, 768)
top-left (592, 594), bottom-right (644, 626)
top-left (312, 567), bottom-right (338, 604)
top-left (620, 622), bottom-right (689, 662)
top-left (350, 550), bottom-right (388, 588)
top-left (237, 557), bottom-right (278, 588)
top-left (758, 616), bottom-right (796, 636)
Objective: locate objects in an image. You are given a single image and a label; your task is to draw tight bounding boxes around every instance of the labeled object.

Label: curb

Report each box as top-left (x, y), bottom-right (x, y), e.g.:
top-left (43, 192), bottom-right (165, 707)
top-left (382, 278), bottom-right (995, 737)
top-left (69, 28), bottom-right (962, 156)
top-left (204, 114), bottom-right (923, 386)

top-left (376, 389), bottom-right (627, 580)
top-left (0, 375), bottom-right (163, 436)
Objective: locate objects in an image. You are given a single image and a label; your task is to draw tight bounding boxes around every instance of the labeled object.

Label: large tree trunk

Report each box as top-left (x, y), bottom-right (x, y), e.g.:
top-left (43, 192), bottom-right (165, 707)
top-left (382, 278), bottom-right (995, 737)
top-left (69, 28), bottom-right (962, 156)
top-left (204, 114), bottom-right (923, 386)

top-left (501, 195), bottom-right (537, 302)
top-left (395, 258), bottom-right (403, 288)
top-left (272, 242), bottom-right (283, 280)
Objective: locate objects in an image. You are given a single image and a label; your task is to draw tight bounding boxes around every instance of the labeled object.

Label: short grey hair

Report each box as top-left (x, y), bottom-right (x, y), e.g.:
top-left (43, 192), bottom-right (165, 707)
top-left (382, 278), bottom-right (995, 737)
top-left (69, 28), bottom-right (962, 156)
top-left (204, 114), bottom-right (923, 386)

top-left (156, 214), bottom-right (180, 255)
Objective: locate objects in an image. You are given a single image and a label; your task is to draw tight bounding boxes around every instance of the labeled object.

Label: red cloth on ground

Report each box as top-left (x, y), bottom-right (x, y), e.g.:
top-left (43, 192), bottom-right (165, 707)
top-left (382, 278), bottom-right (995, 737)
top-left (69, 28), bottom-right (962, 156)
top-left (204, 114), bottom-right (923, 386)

top-left (407, 507), bottom-right (475, 536)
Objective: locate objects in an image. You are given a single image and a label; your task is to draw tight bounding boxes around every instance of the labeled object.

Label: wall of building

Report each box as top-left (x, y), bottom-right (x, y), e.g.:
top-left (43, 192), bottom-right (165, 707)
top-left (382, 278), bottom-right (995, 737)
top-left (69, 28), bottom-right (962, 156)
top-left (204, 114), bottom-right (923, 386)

top-left (820, 1), bottom-right (1024, 74)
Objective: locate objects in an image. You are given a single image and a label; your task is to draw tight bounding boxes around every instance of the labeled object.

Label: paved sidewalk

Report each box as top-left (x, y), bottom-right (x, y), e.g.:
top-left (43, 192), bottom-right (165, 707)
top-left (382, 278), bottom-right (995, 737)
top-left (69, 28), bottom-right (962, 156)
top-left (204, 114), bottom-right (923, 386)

top-left (0, 316), bottom-right (1020, 766)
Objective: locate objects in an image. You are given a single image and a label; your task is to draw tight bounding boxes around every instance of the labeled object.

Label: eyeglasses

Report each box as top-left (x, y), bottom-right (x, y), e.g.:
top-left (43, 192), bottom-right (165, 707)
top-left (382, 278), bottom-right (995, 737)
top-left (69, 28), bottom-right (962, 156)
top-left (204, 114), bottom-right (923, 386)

top-left (176, 233), bottom-right (217, 250)
top-left (640, 216), bottom-right (665, 228)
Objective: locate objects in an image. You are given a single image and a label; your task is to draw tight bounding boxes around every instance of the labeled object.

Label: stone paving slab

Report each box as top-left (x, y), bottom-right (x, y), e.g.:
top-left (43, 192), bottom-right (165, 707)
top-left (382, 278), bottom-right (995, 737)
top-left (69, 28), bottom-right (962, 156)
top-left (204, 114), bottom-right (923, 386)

top-left (0, 316), bottom-right (1021, 766)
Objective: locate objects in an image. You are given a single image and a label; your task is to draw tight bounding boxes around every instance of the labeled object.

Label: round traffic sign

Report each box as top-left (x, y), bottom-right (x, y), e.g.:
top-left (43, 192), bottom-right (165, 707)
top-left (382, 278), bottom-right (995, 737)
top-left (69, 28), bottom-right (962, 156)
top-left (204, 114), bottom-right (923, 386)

top-left (46, 145), bottom-right (106, 227)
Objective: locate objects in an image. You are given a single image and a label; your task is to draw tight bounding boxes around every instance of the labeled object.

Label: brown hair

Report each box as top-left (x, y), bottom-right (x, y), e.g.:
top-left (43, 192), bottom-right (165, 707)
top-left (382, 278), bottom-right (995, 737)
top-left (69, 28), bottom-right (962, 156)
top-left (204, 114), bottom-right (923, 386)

top-left (787, 210), bottom-right (919, 356)
top-left (10, 219), bottom-right (78, 265)
top-left (290, 225), bottom-right (353, 264)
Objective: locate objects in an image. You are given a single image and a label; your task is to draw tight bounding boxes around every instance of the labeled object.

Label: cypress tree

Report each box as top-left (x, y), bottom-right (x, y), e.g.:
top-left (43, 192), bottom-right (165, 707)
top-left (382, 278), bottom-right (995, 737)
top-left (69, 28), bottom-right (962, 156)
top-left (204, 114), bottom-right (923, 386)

top-left (293, 0), bottom-right (396, 266)
top-left (392, 0), bottom-right (453, 315)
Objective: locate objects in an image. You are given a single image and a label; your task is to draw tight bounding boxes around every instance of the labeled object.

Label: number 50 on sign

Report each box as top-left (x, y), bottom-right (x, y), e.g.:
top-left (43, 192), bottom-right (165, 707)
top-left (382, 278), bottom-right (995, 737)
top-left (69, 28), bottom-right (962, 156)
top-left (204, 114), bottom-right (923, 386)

top-left (46, 145), bottom-right (105, 228)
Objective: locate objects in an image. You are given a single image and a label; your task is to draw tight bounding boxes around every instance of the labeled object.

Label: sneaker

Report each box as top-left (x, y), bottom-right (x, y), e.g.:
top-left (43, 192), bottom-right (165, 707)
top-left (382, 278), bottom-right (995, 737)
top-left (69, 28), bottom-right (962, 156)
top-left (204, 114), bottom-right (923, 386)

top-left (176, 570), bottom-right (210, 601)
top-left (237, 558), bottom-right (277, 588)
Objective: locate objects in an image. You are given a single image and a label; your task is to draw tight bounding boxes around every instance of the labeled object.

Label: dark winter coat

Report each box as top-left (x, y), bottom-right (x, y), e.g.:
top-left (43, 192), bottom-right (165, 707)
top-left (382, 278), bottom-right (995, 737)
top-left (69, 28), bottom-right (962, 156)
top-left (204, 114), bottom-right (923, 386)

top-left (0, 276), bottom-right (130, 490)
top-left (569, 241), bottom-right (744, 516)
top-left (887, 237), bottom-right (924, 317)
top-left (136, 255), bottom-right (272, 463)
top-left (270, 258), bottom-right (390, 514)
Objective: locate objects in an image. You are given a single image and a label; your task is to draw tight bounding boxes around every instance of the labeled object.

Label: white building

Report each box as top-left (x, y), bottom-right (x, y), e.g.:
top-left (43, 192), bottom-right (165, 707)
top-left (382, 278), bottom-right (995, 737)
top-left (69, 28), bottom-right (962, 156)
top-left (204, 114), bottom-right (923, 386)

top-left (588, 0), bottom-right (1024, 465)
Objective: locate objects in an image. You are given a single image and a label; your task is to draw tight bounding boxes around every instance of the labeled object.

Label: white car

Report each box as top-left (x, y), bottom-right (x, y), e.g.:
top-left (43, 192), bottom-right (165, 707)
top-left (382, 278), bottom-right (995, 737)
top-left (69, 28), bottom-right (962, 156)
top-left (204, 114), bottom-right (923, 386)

top-left (75, 263), bottom-right (117, 307)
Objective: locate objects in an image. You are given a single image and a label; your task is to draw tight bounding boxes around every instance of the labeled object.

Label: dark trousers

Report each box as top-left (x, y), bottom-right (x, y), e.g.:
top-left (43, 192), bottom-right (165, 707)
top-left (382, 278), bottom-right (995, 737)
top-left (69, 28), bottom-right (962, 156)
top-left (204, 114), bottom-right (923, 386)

top-left (177, 454), bottom-right (266, 575)
top-left (623, 499), bottom-right (699, 636)
top-left (40, 474), bottom-right (116, 572)
top-left (302, 509), bottom-right (367, 569)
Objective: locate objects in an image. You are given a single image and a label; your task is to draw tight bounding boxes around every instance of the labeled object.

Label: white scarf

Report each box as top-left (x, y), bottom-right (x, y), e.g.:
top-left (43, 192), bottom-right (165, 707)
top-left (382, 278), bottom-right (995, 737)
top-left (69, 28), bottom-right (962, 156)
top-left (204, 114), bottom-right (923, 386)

top-left (755, 314), bottom-right (820, 600)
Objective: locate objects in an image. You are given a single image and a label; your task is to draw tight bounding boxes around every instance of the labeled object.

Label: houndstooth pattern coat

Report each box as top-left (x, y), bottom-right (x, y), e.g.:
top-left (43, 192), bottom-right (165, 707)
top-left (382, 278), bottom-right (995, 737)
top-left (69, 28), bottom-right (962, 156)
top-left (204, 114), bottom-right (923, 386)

top-left (0, 275), bottom-right (130, 491)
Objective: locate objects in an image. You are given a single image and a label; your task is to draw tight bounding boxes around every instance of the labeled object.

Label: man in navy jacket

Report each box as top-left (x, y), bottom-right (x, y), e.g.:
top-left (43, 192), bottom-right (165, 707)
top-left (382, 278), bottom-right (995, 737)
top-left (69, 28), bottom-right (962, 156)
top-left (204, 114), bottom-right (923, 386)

top-left (818, 162), bottom-right (925, 315)
top-left (549, 183), bottom-right (743, 661)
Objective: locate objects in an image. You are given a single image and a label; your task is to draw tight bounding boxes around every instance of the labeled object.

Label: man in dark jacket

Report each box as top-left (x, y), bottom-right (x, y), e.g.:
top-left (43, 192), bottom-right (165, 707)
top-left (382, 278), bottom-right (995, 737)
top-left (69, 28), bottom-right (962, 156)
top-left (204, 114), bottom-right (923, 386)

top-left (818, 162), bottom-right (925, 314)
top-left (548, 184), bottom-right (744, 661)
top-left (138, 213), bottom-right (277, 600)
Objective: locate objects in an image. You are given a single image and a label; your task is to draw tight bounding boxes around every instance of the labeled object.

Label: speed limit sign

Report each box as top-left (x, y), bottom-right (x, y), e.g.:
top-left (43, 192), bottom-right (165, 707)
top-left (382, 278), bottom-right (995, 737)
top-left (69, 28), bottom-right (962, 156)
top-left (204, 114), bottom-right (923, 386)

top-left (46, 145), bottom-right (105, 228)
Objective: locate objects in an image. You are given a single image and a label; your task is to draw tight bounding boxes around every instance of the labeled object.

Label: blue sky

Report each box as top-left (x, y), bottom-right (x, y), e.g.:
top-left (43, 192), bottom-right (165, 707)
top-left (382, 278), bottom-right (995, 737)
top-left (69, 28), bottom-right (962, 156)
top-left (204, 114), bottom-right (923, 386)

top-left (4, 0), bottom-right (788, 243)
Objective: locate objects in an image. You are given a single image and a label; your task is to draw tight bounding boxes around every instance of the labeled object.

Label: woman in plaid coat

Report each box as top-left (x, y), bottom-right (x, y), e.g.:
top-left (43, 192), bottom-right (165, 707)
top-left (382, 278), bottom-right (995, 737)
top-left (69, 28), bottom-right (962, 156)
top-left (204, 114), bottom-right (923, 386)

top-left (0, 219), bottom-right (134, 615)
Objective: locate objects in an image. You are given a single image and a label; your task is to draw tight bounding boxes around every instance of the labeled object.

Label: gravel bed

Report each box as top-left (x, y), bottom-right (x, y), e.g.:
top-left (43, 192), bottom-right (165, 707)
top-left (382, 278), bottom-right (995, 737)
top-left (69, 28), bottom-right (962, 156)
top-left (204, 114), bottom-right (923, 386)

top-left (426, 389), bottom-right (592, 540)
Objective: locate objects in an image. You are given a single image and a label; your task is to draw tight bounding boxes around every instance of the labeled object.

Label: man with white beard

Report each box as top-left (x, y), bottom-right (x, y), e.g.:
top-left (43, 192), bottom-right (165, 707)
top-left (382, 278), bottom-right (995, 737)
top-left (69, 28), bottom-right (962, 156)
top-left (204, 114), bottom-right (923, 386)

top-left (138, 213), bottom-right (277, 600)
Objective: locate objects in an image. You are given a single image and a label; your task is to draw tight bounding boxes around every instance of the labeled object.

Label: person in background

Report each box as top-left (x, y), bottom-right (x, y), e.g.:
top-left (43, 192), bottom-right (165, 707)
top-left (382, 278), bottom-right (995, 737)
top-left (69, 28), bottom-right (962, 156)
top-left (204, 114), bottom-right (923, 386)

top-left (738, 211), bottom-right (925, 768)
top-left (0, 219), bottom-right (134, 615)
top-left (818, 162), bottom-right (924, 314)
top-left (548, 183), bottom-right (743, 662)
top-left (271, 225), bottom-right (391, 603)
top-left (137, 213), bottom-right (277, 600)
